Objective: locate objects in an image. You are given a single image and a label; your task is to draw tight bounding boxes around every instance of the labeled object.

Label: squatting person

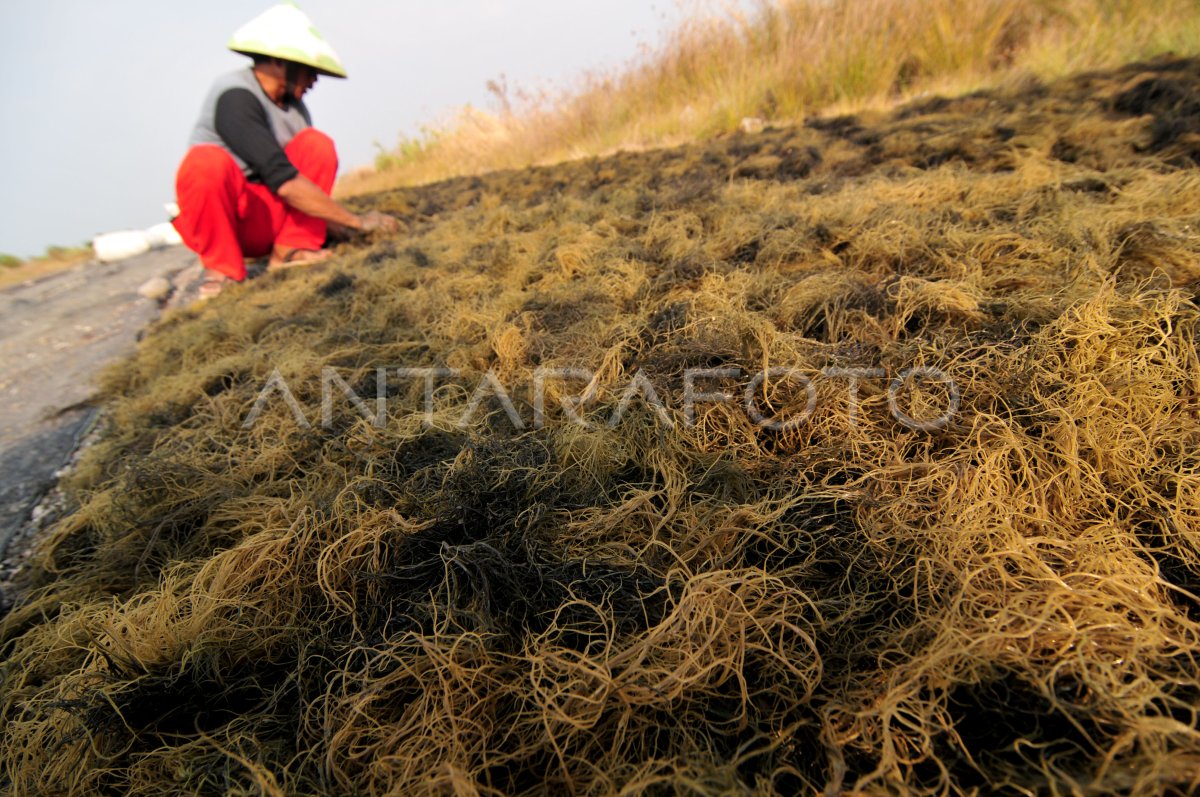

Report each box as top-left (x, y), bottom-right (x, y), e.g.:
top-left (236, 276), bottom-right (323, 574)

top-left (172, 2), bottom-right (398, 298)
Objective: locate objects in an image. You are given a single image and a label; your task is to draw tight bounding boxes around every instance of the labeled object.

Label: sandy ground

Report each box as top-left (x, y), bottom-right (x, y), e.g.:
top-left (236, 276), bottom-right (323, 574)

top-left (0, 247), bottom-right (201, 573)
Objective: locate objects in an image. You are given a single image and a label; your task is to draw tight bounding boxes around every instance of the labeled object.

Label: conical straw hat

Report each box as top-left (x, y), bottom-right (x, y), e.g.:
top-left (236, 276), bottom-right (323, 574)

top-left (228, 2), bottom-right (348, 78)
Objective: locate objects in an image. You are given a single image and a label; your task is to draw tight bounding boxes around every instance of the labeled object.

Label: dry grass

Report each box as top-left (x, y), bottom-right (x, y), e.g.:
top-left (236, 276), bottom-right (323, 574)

top-left (0, 247), bottom-right (93, 290)
top-left (3, 55), bottom-right (1200, 795)
top-left (339, 0), bottom-right (1200, 196)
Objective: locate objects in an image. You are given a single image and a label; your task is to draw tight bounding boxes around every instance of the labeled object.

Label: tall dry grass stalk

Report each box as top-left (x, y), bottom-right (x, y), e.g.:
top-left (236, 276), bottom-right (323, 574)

top-left (339, 0), bottom-right (1200, 196)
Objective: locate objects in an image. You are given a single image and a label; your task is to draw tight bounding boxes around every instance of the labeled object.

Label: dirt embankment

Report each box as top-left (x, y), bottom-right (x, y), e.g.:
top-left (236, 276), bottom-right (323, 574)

top-left (2, 56), bottom-right (1200, 795)
top-left (0, 249), bottom-right (197, 573)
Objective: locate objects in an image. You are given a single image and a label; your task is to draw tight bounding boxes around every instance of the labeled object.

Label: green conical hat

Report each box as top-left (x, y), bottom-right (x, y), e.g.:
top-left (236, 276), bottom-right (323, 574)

top-left (228, 2), bottom-right (347, 78)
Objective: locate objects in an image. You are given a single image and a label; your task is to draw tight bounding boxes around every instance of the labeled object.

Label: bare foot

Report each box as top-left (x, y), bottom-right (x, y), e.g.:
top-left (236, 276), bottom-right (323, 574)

top-left (267, 248), bottom-right (333, 271)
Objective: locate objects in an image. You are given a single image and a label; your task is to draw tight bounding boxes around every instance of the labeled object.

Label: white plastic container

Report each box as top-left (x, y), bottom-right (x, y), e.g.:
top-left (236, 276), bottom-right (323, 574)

top-left (92, 220), bottom-right (183, 263)
top-left (145, 222), bottom-right (183, 248)
top-left (93, 230), bottom-right (152, 263)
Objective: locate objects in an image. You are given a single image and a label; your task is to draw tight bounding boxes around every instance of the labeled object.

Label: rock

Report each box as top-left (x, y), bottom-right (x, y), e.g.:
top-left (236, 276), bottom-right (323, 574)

top-left (137, 276), bottom-right (172, 301)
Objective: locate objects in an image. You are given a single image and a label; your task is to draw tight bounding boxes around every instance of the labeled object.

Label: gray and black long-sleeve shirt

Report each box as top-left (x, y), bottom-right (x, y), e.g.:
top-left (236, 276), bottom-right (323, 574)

top-left (187, 67), bottom-right (311, 192)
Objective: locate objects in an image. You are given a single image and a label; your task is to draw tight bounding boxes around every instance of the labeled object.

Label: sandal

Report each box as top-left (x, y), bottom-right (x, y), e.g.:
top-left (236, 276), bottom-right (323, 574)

top-left (196, 273), bottom-right (228, 301)
top-left (267, 247), bottom-right (333, 271)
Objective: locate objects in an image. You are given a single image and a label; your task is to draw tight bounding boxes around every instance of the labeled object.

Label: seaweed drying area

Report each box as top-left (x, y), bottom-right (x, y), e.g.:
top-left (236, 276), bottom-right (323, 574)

top-left (2, 56), bottom-right (1200, 794)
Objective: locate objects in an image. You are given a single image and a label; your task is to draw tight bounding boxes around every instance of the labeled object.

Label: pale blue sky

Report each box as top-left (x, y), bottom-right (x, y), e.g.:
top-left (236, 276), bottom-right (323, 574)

top-left (0, 1), bottom-right (699, 257)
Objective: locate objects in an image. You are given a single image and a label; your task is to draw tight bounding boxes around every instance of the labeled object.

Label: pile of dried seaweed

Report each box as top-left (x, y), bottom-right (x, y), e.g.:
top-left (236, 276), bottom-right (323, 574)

top-left (3, 56), bottom-right (1200, 795)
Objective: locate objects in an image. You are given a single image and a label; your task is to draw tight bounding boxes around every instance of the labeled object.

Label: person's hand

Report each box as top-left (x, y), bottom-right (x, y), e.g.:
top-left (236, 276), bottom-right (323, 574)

top-left (358, 210), bottom-right (400, 234)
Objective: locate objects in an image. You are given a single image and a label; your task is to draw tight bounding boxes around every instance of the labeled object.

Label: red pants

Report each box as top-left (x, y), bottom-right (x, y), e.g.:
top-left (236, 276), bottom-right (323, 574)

top-left (172, 128), bottom-right (337, 281)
